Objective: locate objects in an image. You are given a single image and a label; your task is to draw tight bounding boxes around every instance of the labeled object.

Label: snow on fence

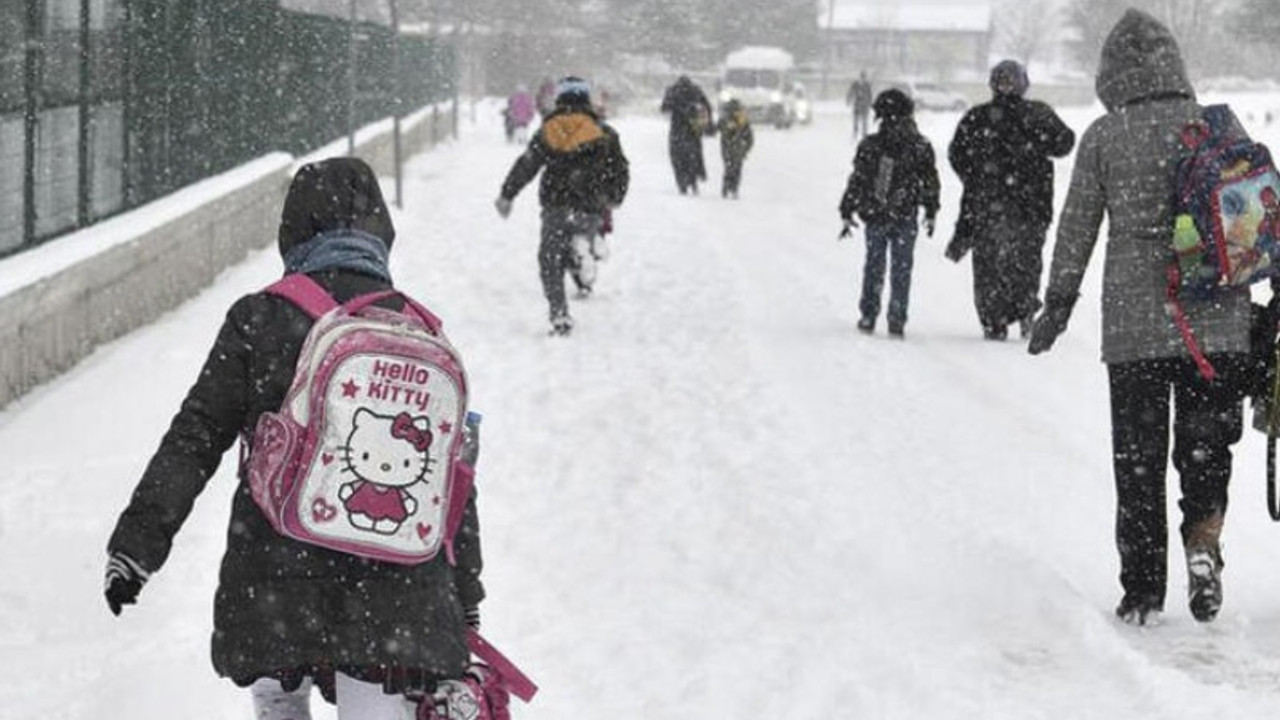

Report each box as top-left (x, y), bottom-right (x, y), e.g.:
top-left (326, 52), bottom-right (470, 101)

top-left (0, 104), bottom-right (456, 411)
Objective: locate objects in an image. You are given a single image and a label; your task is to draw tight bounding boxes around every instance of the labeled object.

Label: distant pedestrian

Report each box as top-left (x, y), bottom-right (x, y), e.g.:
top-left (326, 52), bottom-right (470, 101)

top-left (716, 98), bottom-right (754, 199)
top-left (947, 59), bottom-right (1075, 340)
top-left (661, 75), bottom-right (714, 195)
top-left (504, 84), bottom-right (537, 144)
top-left (846, 71), bottom-right (873, 140)
top-left (535, 77), bottom-right (557, 119)
top-left (839, 89), bottom-right (940, 338)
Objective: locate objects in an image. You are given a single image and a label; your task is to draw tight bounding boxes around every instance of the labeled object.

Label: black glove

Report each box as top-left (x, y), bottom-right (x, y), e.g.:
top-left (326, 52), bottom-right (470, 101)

top-left (924, 215), bottom-right (936, 238)
top-left (464, 604), bottom-right (481, 631)
top-left (1027, 294), bottom-right (1078, 355)
top-left (494, 196), bottom-right (513, 219)
top-left (104, 551), bottom-right (150, 616)
top-left (839, 217), bottom-right (858, 240)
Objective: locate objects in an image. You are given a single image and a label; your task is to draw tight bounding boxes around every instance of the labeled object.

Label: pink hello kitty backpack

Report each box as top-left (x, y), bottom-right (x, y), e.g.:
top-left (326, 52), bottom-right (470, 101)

top-left (243, 274), bottom-right (474, 565)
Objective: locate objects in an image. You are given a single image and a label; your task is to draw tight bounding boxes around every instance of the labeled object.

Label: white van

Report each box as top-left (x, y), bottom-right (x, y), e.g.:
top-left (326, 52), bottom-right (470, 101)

top-left (718, 46), bottom-right (797, 129)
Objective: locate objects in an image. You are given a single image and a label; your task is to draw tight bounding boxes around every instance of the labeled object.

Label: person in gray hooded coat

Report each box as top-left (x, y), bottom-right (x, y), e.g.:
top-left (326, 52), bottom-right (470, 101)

top-left (1027, 9), bottom-right (1256, 626)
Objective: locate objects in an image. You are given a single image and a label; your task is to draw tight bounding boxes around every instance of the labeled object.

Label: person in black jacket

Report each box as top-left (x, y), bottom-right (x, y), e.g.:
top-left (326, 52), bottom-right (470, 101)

top-left (495, 76), bottom-right (630, 335)
top-left (104, 158), bottom-right (484, 716)
top-left (661, 75), bottom-right (713, 195)
top-left (839, 89), bottom-right (941, 339)
top-left (947, 60), bottom-right (1076, 340)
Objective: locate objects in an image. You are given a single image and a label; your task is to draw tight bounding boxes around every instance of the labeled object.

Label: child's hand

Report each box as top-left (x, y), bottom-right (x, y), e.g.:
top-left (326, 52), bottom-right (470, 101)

top-left (104, 551), bottom-right (150, 616)
top-left (839, 219), bottom-right (858, 240)
top-left (494, 197), bottom-right (513, 219)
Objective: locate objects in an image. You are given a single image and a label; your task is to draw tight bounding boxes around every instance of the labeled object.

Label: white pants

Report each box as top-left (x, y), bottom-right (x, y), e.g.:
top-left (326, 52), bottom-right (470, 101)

top-left (251, 673), bottom-right (418, 720)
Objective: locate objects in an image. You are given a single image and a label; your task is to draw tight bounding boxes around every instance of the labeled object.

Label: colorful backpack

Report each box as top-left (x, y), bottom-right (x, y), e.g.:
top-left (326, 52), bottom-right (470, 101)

top-left (1167, 104), bottom-right (1280, 380)
top-left (244, 274), bottom-right (474, 565)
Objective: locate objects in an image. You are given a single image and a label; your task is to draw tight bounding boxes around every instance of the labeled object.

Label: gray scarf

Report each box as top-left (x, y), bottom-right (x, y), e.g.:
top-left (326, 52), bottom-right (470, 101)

top-left (283, 229), bottom-right (391, 283)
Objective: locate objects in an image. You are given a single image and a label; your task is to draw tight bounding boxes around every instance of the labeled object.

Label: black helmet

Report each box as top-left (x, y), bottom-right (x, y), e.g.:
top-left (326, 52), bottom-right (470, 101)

top-left (873, 88), bottom-right (914, 120)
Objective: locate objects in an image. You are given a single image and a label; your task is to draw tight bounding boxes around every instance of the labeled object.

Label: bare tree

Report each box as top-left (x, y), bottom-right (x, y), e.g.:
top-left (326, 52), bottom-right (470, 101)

top-left (994, 0), bottom-right (1061, 67)
top-left (1063, 0), bottom-right (1236, 76)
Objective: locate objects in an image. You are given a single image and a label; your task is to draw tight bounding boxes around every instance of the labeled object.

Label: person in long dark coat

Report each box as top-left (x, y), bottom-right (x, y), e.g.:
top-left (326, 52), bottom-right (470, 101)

top-left (661, 75), bottom-right (713, 195)
top-left (947, 60), bottom-right (1076, 340)
top-left (104, 157), bottom-right (484, 715)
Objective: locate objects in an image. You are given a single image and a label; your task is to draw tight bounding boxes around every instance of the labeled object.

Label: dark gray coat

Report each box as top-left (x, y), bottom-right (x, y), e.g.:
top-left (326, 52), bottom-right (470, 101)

top-left (1042, 9), bottom-right (1251, 364)
top-left (107, 158), bottom-right (483, 690)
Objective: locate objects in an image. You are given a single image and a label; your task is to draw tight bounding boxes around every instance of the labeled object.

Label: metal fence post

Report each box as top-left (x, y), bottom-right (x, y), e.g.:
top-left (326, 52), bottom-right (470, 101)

top-left (389, 0), bottom-right (401, 208)
top-left (347, 0), bottom-right (356, 155)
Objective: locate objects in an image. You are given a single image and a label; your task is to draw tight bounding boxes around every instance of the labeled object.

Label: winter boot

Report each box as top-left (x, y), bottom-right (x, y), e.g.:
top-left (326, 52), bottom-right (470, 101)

top-left (1115, 594), bottom-right (1163, 626)
top-left (549, 313), bottom-right (574, 337)
top-left (888, 321), bottom-right (905, 339)
top-left (983, 323), bottom-right (1008, 341)
top-left (857, 317), bottom-right (875, 334)
top-left (1185, 511), bottom-right (1225, 622)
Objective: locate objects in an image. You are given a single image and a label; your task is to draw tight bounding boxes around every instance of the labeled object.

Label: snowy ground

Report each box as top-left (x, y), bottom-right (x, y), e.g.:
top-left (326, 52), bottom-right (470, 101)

top-left (7, 93), bottom-right (1280, 719)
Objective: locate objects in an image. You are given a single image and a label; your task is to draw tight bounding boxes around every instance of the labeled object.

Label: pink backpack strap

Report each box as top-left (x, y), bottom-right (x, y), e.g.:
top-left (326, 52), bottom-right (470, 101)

top-left (467, 629), bottom-right (538, 702)
top-left (266, 275), bottom-right (443, 334)
top-left (442, 462), bottom-right (476, 566)
top-left (264, 274), bottom-right (338, 319)
top-left (1165, 265), bottom-right (1218, 382)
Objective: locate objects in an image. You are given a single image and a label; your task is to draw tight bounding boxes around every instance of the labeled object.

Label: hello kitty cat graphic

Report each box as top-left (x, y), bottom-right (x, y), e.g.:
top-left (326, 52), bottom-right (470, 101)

top-left (337, 408), bottom-right (434, 535)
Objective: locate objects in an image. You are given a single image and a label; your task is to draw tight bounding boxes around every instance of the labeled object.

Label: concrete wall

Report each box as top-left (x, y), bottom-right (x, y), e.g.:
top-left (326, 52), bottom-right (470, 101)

top-left (0, 103), bottom-right (456, 410)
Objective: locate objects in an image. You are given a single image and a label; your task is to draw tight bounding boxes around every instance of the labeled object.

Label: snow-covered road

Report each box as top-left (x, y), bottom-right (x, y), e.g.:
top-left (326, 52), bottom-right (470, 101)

top-left (7, 94), bottom-right (1280, 719)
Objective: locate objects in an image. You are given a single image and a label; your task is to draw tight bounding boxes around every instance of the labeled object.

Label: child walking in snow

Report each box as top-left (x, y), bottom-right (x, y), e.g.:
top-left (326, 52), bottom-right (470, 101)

top-left (104, 158), bottom-right (486, 718)
top-left (495, 76), bottom-right (630, 336)
top-left (838, 88), bottom-right (940, 338)
top-left (716, 98), bottom-right (754, 199)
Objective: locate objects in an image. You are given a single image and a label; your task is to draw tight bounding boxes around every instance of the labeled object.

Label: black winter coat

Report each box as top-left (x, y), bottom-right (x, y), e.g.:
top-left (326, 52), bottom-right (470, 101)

top-left (840, 118), bottom-right (941, 226)
top-left (500, 104), bottom-right (629, 213)
top-left (717, 110), bottom-right (754, 164)
top-left (661, 78), bottom-right (713, 185)
top-left (108, 158), bottom-right (483, 691)
top-left (949, 95), bottom-right (1075, 232)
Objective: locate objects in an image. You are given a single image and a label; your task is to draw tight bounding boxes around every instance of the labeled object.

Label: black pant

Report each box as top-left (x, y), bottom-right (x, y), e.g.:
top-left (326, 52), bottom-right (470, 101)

top-left (1107, 354), bottom-right (1245, 608)
top-left (539, 207), bottom-right (599, 320)
top-left (722, 154), bottom-right (745, 195)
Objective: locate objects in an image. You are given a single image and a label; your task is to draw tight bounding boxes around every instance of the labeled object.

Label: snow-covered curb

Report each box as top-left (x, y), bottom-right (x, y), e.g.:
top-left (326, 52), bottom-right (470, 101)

top-left (0, 102), bottom-right (456, 409)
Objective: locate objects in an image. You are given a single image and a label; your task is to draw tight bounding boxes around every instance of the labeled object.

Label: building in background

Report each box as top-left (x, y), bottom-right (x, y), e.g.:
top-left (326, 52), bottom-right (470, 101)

top-left (821, 2), bottom-right (993, 82)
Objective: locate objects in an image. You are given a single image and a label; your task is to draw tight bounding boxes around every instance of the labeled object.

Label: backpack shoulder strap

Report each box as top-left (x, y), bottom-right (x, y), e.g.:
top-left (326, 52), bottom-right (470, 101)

top-left (264, 274), bottom-right (338, 319)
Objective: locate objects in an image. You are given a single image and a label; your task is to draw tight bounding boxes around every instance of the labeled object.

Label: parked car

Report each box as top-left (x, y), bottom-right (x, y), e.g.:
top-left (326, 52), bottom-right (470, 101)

top-left (894, 81), bottom-right (968, 112)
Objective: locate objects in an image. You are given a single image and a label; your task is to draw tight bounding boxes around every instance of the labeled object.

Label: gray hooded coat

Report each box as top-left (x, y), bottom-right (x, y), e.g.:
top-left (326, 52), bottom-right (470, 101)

top-left (1042, 9), bottom-right (1251, 364)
